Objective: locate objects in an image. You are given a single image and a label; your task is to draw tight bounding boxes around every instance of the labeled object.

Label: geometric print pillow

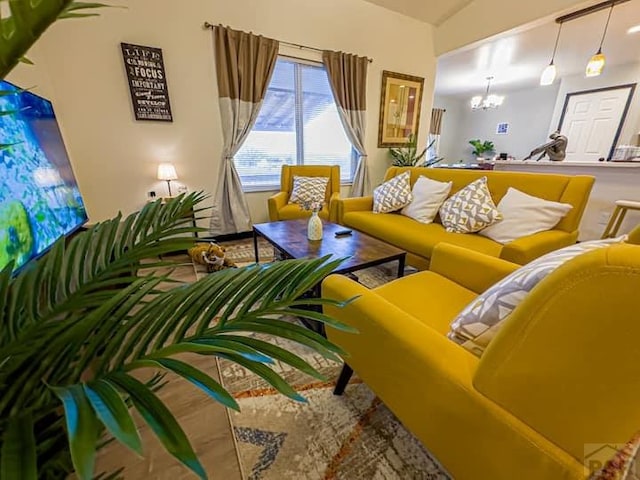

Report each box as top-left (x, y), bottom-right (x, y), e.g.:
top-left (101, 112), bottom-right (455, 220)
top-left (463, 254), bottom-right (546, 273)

top-left (373, 171), bottom-right (413, 214)
top-left (439, 176), bottom-right (502, 233)
top-left (448, 235), bottom-right (627, 357)
top-left (289, 176), bottom-right (329, 205)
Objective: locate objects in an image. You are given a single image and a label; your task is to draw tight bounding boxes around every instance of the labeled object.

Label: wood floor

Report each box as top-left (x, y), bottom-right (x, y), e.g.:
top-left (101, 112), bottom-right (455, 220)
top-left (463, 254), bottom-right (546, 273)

top-left (95, 258), bottom-right (244, 480)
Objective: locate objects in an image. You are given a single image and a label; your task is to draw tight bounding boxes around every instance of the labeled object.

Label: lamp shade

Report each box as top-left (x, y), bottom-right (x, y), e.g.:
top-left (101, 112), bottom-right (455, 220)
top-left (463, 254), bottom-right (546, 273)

top-left (586, 51), bottom-right (606, 77)
top-left (540, 63), bottom-right (557, 86)
top-left (157, 163), bottom-right (178, 181)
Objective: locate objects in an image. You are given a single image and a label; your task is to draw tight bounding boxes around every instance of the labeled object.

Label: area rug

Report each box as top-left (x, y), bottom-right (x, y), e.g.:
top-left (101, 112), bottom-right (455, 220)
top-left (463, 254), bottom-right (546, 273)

top-left (214, 238), bottom-right (450, 480)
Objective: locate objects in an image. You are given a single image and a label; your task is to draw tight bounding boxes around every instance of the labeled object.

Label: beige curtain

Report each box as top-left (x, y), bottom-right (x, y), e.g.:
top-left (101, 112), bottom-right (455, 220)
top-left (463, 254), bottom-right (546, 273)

top-left (429, 108), bottom-right (446, 158)
top-left (209, 26), bottom-right (279, 236)
top-left (322, 51), bottom-right (369, 197)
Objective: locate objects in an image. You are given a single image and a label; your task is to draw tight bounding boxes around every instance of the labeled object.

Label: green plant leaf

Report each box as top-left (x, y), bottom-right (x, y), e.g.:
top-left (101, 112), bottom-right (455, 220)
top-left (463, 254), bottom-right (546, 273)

top-left (1, 414), bottom-right (37, 480)
top-left (107, 373), bottom-right (207, 480)
top-left (83, 380), bottom-right (143, 456)
top-left (51, 384), bottom-right (100, 480)
top-left (131, 358), bottom-right (240, 411)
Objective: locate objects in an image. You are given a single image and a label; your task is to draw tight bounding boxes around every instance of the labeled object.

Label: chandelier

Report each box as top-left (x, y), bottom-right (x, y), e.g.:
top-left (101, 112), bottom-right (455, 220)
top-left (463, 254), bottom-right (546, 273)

top-left (470, 76), bottom-right (504, 110)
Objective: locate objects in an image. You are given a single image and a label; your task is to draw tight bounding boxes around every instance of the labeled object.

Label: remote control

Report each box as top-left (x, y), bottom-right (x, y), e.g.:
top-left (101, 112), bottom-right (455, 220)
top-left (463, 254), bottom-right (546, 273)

top-left (335, 229), bottom-right (353, 237)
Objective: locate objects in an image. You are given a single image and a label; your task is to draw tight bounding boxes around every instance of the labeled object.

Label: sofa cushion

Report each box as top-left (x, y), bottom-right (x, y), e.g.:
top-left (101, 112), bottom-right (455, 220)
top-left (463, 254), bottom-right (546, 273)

top-left (343, 211), bottom-right (503, 261)
top-left (449, 236), bottom-right (627, 357)
top-left (401, 176), bottom-right (452, 224)
top-left (439, 177), bottom-right (502, 234)
top-left (288, 175), bottom-right (329, 206)
top-left (373, 171), bottom-right (413, 214)
top-left (375, 270), bottom-right (477, 335)
top-left (480, 188), bottom-right (573, 244)
top-left (277, 204), bottom-right (330, 220)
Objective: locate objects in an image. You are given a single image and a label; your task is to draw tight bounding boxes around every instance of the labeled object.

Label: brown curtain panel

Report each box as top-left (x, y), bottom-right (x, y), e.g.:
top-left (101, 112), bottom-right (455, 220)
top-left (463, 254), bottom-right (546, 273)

top-left (322, 51), bottom-right (369, 197)
top-left (430, 108), bottom-right (445, 135)
top-left (209, 25), bottom-right (279, 236)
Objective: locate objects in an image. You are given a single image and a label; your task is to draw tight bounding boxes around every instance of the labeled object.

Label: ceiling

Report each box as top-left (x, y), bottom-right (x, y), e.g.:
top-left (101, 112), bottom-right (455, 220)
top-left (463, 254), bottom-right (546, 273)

top-left (360, 0), bottom-right (473, 26)
top-left (435, 0), bottom-right (640, 97)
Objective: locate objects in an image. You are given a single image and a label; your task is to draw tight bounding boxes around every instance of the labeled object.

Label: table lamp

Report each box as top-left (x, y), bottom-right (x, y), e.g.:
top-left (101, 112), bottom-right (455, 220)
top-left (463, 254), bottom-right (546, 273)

top-left (157, 163), bottom-right (178, 197)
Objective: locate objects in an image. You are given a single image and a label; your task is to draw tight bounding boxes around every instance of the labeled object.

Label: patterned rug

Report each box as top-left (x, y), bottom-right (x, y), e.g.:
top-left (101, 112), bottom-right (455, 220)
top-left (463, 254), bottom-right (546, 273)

top-left (213, 239), bottom-right (449, 480)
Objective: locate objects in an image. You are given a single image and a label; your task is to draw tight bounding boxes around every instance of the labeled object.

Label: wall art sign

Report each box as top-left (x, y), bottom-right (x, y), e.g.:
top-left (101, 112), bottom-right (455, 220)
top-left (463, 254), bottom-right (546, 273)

top-left (496, 122), bottom-right (509, 135)
top-left (121, 43), bottom-right (173, 122)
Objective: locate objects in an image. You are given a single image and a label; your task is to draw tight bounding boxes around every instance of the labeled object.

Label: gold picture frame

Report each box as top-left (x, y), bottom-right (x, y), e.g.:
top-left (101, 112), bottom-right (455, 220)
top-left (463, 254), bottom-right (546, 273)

top-left (378, 70), bottom-right (425, 147)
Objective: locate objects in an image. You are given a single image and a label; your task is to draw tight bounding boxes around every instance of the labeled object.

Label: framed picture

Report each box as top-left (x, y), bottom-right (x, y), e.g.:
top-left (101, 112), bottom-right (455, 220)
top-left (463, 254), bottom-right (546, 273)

top-left (496, 122), bottom-right (509, 134)
top-left (378, 70), bottom-right (425, 147)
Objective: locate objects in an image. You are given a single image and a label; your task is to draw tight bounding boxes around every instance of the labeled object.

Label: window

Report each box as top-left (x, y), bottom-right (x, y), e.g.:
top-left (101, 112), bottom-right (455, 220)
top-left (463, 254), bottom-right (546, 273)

top-left (234, 58), bottom-right (356, 190)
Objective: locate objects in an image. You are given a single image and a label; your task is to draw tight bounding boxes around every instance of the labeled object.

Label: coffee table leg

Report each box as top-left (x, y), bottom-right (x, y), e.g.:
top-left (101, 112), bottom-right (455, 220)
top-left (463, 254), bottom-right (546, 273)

top-left (397, 255), bottom-right (406, 278)
top-left (253, 229), bottom-right (259, 263)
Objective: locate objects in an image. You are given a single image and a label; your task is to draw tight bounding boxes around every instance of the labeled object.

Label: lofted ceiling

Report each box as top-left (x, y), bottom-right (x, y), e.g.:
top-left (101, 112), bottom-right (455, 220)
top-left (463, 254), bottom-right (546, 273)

top-left (435, 0), bottom-right (640, 97)
top-left (360, 0), bottom-right (473, 26)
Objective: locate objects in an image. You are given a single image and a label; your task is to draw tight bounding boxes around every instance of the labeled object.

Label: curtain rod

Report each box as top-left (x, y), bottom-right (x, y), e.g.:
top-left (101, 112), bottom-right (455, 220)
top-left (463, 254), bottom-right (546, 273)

top-left (203, 22), bottom-right (373, 63)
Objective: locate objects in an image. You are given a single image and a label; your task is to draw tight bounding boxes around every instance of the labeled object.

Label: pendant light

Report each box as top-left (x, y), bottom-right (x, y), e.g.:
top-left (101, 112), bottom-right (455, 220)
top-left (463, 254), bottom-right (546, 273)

top-left (470, 77), bottom-right (504, 110)
top-left (540, 22), bottom-right (563, 86)
top-left (586, 3), bottom-right (615, 77)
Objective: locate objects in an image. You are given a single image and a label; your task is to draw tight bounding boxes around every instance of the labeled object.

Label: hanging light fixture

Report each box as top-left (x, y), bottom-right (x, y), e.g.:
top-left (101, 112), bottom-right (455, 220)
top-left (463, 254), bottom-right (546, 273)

top-left (586, 3), bottom-right (615, 77)
top-left (540, 21), bottom-right (564, 86)
top-left (470, 76), bottom-right (504, 110)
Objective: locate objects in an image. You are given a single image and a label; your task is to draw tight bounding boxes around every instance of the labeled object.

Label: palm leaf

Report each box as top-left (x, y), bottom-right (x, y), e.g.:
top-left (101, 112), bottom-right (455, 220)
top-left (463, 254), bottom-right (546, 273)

top-left (0, 1), bottom-right (115, 77)
top-left (1, 414), bottom-right (37, 480)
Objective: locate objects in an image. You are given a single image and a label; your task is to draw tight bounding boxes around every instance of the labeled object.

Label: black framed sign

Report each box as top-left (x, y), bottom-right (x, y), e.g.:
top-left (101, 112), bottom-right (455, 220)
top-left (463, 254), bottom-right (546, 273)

top-left (121, 43), bottom-right (173, 122)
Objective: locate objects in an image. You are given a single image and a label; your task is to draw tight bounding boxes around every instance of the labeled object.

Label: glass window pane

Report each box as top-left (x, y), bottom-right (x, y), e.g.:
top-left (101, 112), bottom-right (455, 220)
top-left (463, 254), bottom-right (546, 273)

top-left (234, 60), bottom-right (297, 189)
top-left (300, 64), bottom-right (354, 183)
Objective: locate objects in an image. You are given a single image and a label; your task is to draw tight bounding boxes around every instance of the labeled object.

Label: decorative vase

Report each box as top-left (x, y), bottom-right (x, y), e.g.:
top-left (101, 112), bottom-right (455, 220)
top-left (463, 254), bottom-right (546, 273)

top-left (307, 211), bottom-right (323, 241)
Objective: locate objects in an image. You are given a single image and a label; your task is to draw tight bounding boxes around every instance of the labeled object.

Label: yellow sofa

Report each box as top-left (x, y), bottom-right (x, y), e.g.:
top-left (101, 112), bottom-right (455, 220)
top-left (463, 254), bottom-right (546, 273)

top-left (323, 228), bottom-right (640, 480)
top-left (268, 165), bottom-right (341, 223)
top-left (335, 167), bottom-right (594, 267)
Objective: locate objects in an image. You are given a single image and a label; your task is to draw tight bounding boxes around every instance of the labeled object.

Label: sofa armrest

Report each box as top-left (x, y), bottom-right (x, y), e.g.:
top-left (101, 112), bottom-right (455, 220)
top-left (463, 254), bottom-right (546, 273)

top-left (322, 274), bottom-right (477, 387)
top-left (267, 191), bottom-right (288, 221)
top-left (328, 192), bottom-right (340, 223)
top-left (430, 244), bottom-right (520, 295)
top-left (336, 196), bottom-right (374, 224)
top-left (499, 230), bottom-right (578, 265)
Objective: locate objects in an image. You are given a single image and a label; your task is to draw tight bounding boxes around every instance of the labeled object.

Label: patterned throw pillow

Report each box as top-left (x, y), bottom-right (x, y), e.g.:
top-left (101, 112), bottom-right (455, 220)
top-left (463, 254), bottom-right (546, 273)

top-left (288, 176), bottom-right (329, 205)
top-left (373, 171), bottom-right (413, 214)
top-left (588, 431), bottom-right (640, 480)
top-left (448, 236), bottom-right (626, 357)
top-left (439, 177), bottom-right (502, 233)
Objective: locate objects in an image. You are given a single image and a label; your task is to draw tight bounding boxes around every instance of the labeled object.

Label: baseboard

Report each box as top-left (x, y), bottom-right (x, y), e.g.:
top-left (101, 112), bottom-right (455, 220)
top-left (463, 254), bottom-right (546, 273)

top-left (198, 231), bottom-right (253, 243)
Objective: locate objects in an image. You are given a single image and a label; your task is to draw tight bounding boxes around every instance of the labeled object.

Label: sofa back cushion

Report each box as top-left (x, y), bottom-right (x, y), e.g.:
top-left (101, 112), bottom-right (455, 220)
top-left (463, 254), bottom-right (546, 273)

top-left (383, 167), bottom-right (594, 233)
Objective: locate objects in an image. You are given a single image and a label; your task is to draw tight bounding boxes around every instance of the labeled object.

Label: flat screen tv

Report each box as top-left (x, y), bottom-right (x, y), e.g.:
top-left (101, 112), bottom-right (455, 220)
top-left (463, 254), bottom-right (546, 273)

top-left (0, 80), bottom-right (87, 273)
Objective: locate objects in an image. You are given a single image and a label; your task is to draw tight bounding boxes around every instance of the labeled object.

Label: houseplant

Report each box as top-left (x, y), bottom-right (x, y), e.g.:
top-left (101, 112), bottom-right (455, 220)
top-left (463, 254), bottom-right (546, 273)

top-left (468, 139), bottom-right (495, 159)
top-left (0, 5), bottom-right (354, 480)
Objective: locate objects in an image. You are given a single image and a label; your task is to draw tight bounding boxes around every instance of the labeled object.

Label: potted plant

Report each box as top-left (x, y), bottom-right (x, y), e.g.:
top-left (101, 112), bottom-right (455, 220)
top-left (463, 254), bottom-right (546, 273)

top-left (0, 5), bottom-right (354, 480)
top-left (468, 139), bottom-right (495, 161)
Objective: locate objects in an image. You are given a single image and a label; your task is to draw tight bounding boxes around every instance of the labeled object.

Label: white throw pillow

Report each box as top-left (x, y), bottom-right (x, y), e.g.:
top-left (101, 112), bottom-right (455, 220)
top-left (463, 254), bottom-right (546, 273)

top-left (448, 236), bottom-right (627, 357)
top-left (373, 171), bottom-right (413, 214)
top-left (480, 188), bottom-right (573, 244)
top-left (401, 176), bottom-right (452, 224)
top-left (439, 177), bottom-right (502, 233)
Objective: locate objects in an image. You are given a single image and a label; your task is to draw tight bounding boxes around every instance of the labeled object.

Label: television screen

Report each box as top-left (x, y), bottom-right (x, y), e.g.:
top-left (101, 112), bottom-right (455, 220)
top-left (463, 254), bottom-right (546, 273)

top-left (0, 80), bottom-right (87, 273)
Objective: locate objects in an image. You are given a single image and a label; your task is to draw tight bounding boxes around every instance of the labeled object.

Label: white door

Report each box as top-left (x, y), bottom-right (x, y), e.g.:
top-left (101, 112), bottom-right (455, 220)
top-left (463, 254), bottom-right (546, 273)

top-left (559, 86), bottom-right (633, 162)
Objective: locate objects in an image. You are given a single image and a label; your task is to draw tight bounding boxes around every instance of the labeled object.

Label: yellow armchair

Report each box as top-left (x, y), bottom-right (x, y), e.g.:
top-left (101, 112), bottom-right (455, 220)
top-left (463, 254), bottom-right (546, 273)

top-left (267, 165), bottom-right (341, 223)
top-left (323, 230), bottom-right (640, 479)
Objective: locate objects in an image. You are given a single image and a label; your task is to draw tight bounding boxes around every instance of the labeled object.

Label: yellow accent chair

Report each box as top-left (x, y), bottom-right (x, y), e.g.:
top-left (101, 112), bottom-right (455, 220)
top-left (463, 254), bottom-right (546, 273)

top-left (267, 165), bottom-right (340, 222)
top-left (335, 167), bottom-right (594, 268)
top-left (323, 227), bottom-right (640, 480)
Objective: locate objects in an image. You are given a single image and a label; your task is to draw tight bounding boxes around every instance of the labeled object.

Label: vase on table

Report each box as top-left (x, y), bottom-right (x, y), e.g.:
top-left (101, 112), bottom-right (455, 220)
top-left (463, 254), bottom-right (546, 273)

top-left (307, 211), bottom-right (323, 241)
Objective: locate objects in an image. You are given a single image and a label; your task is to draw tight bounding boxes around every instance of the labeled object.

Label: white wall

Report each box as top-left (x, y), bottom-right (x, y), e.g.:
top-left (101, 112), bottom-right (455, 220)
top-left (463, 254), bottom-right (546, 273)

top-left (435, 84), bottom-right (560, 162)
top-left (8, 0), bottom-right (436, 226)
top-left (549, 62), bottom-right (640, 147)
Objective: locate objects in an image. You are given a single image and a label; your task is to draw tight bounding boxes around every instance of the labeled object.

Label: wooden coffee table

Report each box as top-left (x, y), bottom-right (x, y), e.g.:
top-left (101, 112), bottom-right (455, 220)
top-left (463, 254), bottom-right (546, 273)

top-left (253, 219), bottom-right (406, 277)
top-left (253, 219), bottom-right (406, 334)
